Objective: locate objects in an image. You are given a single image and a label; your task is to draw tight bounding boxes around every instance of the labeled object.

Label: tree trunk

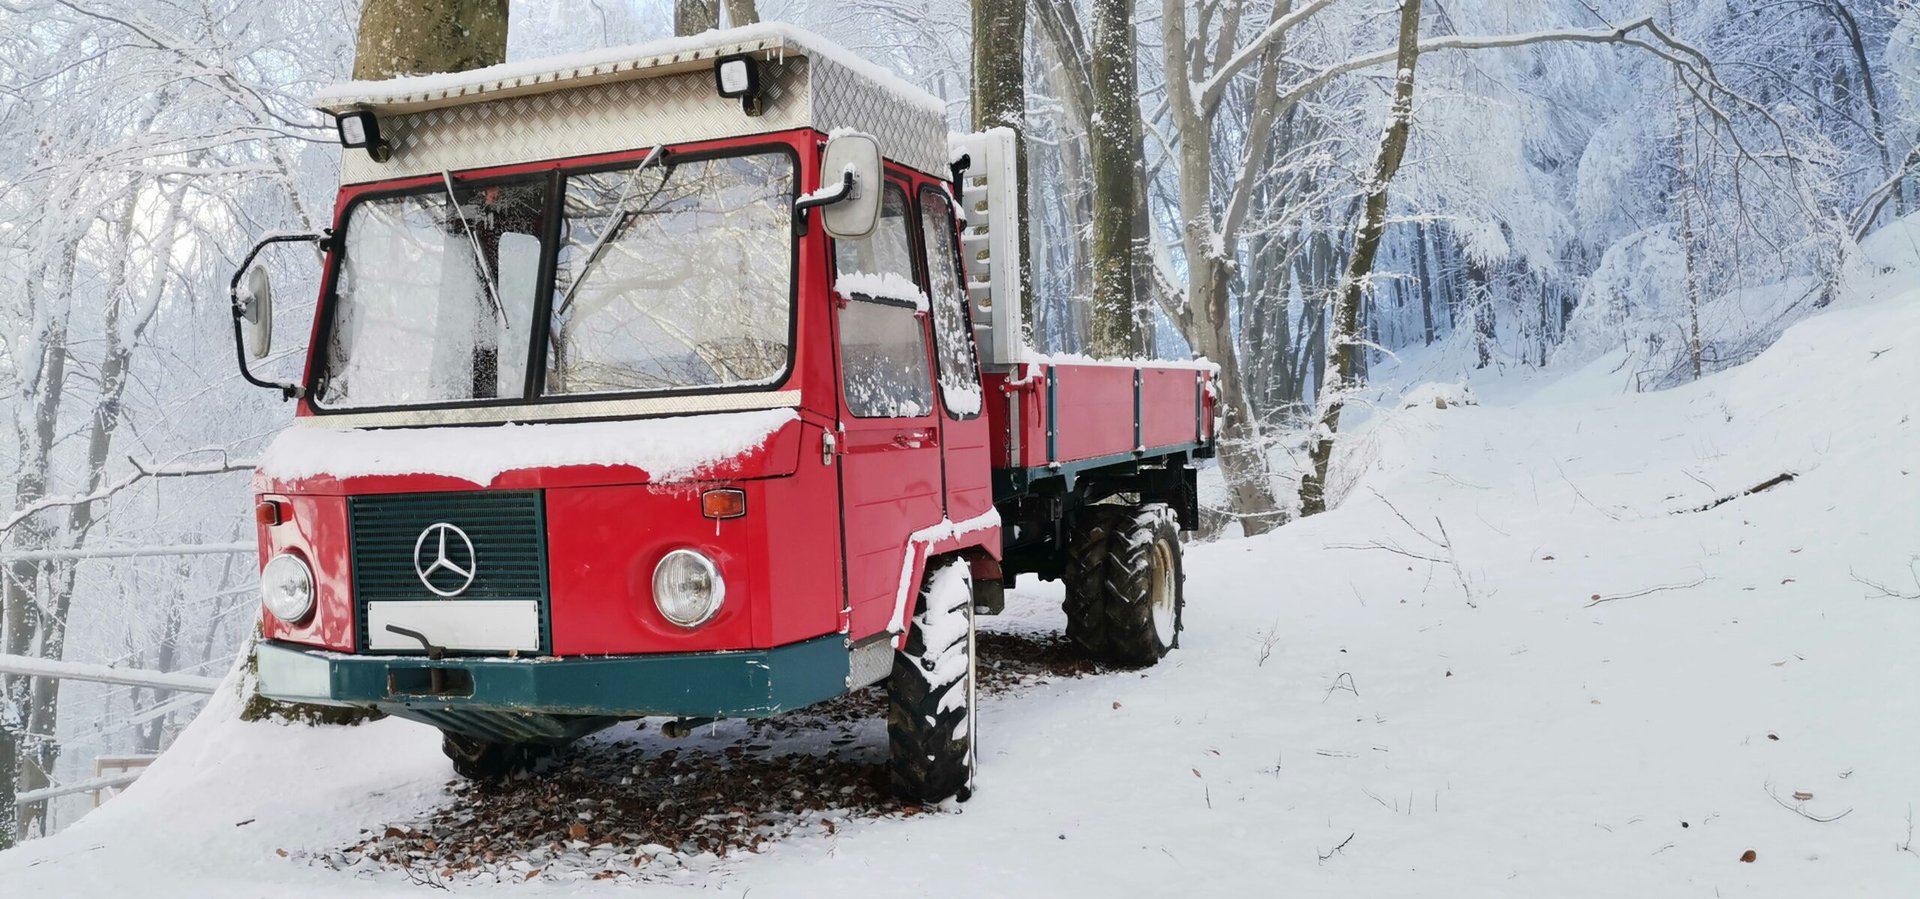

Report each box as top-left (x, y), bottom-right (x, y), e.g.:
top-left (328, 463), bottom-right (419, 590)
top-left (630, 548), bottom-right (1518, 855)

top-left (1157, 0), bottom-right (1288, 535)
top-left (1033, 0), bottom-right (1096, 350)
top-left (352, 0), bottom-right (508, 80)
top-left (1298, 0), bottom-right (1424, 518)
top-left (0, 700), bottom-right (15, 850)
top-left (723, 0), bottom-right (759, 28)
top-left (1087, 0), bottom-right (1141, 356)
top-left (972, 0), bottom-right (1034, 339)
top-left (1415, 222), bottom-right (1436, 345)
top-left (5, 250), bottom-right (75, 839)
top-left (1825, 1), bottom-right (1896, 217)
top-left (1468, 255), bottom-right (1495, 369)
top-left (674, 0), bottom-right (719, 36)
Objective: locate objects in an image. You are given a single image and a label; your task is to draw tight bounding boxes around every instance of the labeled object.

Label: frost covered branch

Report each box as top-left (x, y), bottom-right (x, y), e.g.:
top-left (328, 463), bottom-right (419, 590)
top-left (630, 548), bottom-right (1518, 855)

top-left (0, 455), bottom-right (254, 539)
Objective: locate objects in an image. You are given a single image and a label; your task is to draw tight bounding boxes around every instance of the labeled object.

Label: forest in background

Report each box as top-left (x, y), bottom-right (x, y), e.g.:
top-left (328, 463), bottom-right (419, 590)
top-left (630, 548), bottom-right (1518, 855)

top-left (1, 0), bottom-right (1916, 841)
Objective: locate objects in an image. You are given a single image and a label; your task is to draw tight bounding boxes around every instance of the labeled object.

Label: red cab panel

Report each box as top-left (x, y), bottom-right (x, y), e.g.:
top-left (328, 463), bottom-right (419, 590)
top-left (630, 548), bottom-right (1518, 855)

top-left (257, 493), bottom-right (355, 652)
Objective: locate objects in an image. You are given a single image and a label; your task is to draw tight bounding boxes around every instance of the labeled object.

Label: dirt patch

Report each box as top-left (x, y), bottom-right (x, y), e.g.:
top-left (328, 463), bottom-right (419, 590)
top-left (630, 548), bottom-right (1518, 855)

top-left (317, 628), bottom-right (1104, 886)
top-left (977, 630), bottom-right (1104, 691)
top-left (326, 741), bottom-right (906, 886)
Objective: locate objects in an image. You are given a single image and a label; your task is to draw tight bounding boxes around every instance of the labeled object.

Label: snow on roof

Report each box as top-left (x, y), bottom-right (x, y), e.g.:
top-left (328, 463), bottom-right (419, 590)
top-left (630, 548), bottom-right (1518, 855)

top-left (313, 23), bottom-right (946, 118)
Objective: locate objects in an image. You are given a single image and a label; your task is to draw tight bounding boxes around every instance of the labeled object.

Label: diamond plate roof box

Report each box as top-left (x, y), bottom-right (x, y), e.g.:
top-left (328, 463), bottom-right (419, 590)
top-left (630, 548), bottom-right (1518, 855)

top-left (311, 23), bottom-right (944, 118)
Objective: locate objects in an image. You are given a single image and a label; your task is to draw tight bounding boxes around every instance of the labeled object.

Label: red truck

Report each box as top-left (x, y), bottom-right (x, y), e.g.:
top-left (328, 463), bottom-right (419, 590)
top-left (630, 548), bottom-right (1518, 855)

top-left (234, 25), bottom-right (1215, 803)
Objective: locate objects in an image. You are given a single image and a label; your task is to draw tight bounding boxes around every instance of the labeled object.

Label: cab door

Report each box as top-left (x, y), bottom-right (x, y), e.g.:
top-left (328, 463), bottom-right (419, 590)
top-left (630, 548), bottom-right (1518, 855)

top-left (831, 180), bottom-right (945, 639)
top-left (915, 182), bottom-right (994, 524)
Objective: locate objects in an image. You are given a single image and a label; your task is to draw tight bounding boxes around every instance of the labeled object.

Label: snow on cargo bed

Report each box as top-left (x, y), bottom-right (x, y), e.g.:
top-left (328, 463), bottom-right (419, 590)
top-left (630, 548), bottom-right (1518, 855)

top-left (9, 257), bottom-right (1920, 895)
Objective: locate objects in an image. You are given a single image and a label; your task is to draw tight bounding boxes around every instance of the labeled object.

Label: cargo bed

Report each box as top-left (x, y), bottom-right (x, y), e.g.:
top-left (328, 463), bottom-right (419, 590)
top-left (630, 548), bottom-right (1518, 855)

top-left (983, 356), bottom-right (1218, 498)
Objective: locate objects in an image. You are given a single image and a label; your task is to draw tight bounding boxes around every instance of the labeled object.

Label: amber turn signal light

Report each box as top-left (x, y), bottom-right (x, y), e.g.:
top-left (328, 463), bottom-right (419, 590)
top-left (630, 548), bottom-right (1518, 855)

top-left (254, 501), bottom-right (283, 525)
top-left (701, 488), bottom-right (747, 520)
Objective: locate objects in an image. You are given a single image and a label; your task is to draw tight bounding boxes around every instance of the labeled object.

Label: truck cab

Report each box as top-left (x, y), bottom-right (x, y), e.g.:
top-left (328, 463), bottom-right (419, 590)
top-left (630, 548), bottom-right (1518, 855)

top-left (237, 25), bottom-right (1213, 803)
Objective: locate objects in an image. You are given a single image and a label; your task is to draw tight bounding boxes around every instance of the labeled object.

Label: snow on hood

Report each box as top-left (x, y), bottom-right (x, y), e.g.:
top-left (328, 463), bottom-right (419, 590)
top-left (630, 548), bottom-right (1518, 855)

top-left (257, 409), bottom-right (797, 486)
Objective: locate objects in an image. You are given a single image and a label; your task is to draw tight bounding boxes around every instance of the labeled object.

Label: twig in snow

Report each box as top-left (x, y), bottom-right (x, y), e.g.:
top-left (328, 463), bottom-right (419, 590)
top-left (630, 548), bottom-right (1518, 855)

top-left (1586, 573), bottom-right (1709, 608)
top-left (404, 864), bottom-right (451, 890)
top-left (1317, 833), bottom-right (1355, 864)
top-left (1253, 620), bottom-right (1281, 667)
top-left (1324, 540), bottom-right (1448, 564)
top-left (1676, 472), bottom-right (1796, 514)
top-left (1851, 563), bottom-right (1920, 600)
top-left (1766, 781), bottom-right (1853, 823)
top-left (1554, 460), bottom-right (1623, 521)
top-left (1899, 805), bottom-right (1918, 858)
top-left (1322, 672), bottom-right (1359, 703)
top-left (1433, 517), bottom-right (1477, 609)
top-left (1368, 488), bottom-right (1441, 546)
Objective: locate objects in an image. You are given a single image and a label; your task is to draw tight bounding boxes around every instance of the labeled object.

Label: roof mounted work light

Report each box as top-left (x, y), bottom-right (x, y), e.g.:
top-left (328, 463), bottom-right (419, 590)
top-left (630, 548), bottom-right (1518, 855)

top-left (713, 55), bottom-right (764, 116)
top-left (334, 109), bottom-right (391, 162)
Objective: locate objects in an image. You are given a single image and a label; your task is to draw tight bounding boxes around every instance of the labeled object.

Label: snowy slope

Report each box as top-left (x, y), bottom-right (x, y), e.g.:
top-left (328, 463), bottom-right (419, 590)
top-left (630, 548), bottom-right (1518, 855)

top-left (6, 269), bottom-right (1919, 896)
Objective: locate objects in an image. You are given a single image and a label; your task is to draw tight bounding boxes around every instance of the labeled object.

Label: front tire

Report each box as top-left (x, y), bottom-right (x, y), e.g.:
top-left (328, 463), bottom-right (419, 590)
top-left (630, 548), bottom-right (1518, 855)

top-left (887, 559), bottom-right (976, 803)
top-left (1062, 503), bottom-right (1183, 666)
top-left (440, 731), bottom-right (552, 781)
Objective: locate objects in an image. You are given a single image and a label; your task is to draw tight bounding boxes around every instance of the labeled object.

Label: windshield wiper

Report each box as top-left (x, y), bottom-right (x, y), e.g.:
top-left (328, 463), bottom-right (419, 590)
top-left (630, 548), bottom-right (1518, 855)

top-left (441, 170), bottom-right (511, 328)
top-left (555, 144), bottom-right (669, 319)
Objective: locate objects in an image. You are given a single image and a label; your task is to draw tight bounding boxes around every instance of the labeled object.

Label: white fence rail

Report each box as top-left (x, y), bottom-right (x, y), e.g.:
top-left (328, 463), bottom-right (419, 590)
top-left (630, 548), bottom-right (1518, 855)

top-left (0, 653), bottom-right (223, 694)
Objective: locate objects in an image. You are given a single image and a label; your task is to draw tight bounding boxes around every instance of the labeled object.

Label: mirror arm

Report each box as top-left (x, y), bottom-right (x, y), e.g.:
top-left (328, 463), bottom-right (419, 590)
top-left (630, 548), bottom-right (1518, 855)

top-left (229, 232), bottom-right (322, 401)
top-left (793, 170), bottom-right (857, 237)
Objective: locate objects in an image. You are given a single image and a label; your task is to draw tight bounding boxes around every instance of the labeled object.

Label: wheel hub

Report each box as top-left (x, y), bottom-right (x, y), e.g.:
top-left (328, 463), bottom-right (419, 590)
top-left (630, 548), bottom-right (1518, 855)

top-left (1149, 538), bottom-right (1177, 645)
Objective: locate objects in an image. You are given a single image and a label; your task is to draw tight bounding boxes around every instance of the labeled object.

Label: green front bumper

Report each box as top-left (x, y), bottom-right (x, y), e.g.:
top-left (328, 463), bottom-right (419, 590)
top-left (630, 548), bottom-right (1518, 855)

top-left (254, 636), bottom-right (856, 742)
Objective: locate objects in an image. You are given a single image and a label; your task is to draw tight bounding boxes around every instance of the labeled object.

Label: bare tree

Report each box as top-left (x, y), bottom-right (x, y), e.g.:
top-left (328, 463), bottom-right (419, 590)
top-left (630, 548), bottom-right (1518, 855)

top-left (1298, 0), bottom-right (1424, 518)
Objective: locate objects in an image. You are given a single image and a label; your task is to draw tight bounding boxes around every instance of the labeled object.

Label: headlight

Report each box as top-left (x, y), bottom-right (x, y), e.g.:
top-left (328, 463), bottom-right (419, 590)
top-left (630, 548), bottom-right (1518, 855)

top-left (261, 553), bottom-right (315, 624)
top-left (653, 549), bottom-right (725, 627)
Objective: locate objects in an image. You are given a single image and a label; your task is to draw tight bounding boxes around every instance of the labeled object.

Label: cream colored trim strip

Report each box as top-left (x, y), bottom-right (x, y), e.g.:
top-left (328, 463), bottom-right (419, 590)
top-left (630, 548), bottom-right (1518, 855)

top-left (296, 390), bottom-right (802, 430)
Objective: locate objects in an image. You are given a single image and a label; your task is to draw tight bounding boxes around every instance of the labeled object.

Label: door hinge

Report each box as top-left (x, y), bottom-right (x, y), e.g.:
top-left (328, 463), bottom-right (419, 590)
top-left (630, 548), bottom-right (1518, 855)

top-left (821, 430), bottom-right (838, 466)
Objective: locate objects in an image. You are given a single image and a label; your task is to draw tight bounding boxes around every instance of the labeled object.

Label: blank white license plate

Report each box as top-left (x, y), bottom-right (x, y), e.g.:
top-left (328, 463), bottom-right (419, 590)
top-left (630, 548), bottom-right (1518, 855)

top-left (365, 600), bottom-right (541, 653)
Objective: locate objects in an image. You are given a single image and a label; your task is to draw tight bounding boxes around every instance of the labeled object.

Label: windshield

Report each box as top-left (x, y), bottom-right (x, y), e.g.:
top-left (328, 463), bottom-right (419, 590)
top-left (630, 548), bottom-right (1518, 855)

top-left (318, 179), bottom-right (545, 408)
top-left (549, 153), bottom-right (793, 395)
top-left (314, 148), bottom-right (795, 410)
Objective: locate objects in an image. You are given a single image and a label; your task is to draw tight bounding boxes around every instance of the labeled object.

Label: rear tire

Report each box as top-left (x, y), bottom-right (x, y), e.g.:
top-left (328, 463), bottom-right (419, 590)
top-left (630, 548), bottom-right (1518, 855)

top-left (887, 559), bottom-right (976, 803)
top-left (1062, 503), bottom-right (1183, 666)
top-left (440, 731), bottom-right (552, 781)
top-left (1063, 505), bottom-right (1123, 654)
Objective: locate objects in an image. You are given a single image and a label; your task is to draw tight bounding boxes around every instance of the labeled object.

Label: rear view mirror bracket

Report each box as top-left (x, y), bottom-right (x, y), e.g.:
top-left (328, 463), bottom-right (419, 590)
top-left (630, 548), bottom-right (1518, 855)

top-left (807, 133), bottom-right (883, 242)
top-left (230, 231), bottom-right (324, 401)
top-left (793, 169), bottom-right (857, 237)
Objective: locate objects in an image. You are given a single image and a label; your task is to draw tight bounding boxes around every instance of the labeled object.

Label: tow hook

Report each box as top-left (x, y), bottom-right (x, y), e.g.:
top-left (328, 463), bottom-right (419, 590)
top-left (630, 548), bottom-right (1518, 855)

top-left (385, 624), bottom-right (449, 693)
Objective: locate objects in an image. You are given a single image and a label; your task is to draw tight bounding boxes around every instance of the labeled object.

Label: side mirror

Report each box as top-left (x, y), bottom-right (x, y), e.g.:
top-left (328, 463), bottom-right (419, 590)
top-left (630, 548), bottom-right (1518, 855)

top-left (238, 266), bottom-right (274, 359)
top-left (803, 133), bottom-right (882, 240)
top-left (229, 232), bottom-right (323, 400)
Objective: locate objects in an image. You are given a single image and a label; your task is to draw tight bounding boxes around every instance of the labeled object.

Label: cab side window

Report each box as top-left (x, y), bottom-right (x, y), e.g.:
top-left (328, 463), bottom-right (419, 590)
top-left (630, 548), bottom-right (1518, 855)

top-left (834, 185), bottom-right (933, 418)
top-left (918, 187), bottom-right (981, 417)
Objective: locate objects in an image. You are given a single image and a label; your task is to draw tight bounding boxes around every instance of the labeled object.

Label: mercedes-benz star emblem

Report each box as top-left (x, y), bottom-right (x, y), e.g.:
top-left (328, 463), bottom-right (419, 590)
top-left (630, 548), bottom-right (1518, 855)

top-left (413, 522), bottom-right (477, 597)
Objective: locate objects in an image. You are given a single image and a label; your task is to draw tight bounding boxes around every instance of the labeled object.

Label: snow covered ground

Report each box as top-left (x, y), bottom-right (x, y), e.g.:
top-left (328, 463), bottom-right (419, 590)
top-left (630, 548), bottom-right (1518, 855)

top-left (7, 241), bottom-right (1920, 895)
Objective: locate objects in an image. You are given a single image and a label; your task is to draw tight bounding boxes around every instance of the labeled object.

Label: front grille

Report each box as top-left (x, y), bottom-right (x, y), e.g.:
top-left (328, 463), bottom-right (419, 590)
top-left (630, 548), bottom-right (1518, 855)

top-left (348, 490), bottom-right (549, 653)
